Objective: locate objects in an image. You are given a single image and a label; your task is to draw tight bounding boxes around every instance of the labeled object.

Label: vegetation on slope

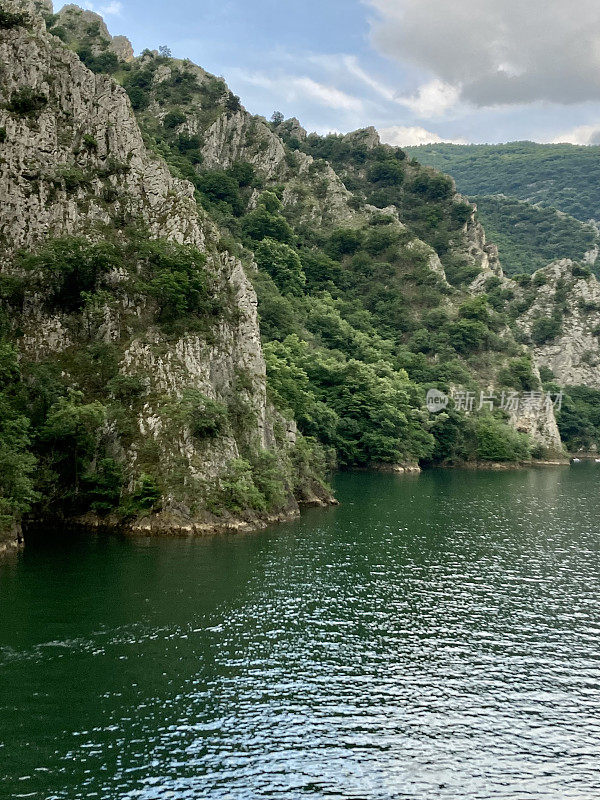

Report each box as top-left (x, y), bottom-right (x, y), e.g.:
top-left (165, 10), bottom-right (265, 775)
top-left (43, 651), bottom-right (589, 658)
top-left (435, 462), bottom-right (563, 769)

top-left (0, 232), bottom-right (329, 531)
top-left (405, 142), bottom-right (600, 221)
top-left (471, 196), bottom-right (597, 276)
top-left (554, 385), bottom-right (600, 453)
top-left (117, 78), bottom-right (540, 468)
top-left (403, 143), bottom-right (600, 277)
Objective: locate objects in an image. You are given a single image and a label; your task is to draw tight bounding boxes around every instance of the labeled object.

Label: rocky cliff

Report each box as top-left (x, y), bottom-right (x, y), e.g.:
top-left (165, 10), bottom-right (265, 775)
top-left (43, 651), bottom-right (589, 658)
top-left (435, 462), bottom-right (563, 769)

top-left (514, 259), bottom-right (600, 389)
top-left (0, 0), bottom-right (580, 553)
top-left (0, 0), bottom-right (332, 550)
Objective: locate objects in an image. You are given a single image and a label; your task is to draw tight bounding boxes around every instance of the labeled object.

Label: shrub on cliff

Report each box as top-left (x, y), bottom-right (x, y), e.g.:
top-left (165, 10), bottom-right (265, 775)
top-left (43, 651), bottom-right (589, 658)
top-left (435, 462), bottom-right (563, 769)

top-left (197, 171), bottom-right (245, 216)
top-left (0, 8), bottom-right (28, 28)
top-left (7, 87), bottom-right (48, 116)
top-left (184, 392), bottom-right (228, 440)
top-left (19, 238), bottom-right (121, 312)
top-left (241, 193), bottom-right (293, 244)
top-left (410, 173), bottom-right (453, 201)
top-left (37, 392), bottom-right (107, 509)
top-left (137, 240), bottom-right (214, 324)
top-left (368, 160), bottom-right (404, 186)
top-left (497, 357), bottom-right (539, 391)
top-left (531, 315), bottom-right (563, 345)
top-left (254, 239), bottom-right (306, 296)
top-left (0, 342), bottom-right (38, 530)
top-left (554, 385), bottom-right (600, 452)
top-left (77, 47), bottom-right (119, 74)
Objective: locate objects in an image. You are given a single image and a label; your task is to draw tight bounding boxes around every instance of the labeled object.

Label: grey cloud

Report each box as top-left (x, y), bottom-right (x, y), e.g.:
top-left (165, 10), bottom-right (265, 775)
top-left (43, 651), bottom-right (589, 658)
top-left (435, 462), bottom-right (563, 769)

top-left (367, 0), bottom-right (600, 107)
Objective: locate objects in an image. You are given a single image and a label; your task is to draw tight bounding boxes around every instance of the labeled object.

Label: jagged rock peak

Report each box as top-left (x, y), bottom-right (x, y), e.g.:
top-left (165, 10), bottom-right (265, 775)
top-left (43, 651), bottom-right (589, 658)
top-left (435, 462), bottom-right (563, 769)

top-left (2, 0), bottom-right (52, 28)
top-left (277, 117), bottom-right (307, 141)
top-left (0, 6), bottom-right (206, 253)
top-left (343, 126), bottom-right (381, 149)
top-left (8, 0), bottom-right (52, 13)
top-left (111, 34), bottom-right (134, 62)
top-left (56, 4), bottom-right (134, 61)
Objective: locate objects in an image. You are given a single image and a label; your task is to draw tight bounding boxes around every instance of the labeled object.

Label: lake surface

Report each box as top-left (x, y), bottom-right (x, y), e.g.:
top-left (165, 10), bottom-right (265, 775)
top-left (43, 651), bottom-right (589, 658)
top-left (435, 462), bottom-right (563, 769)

top-left (1, 466), bottom-right (600, 800)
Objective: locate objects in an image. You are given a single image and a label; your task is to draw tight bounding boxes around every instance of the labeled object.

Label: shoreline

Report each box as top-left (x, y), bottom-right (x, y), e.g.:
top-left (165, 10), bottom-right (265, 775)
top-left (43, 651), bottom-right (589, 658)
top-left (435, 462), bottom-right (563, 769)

top-left (0, 523), bottom-right (24, 557)
top-left (445, 458), bottom-right (571, 471)
top-left (20, 494), bottom-right (340, 544)
top-left (1, 458), bottom-right (580, 555)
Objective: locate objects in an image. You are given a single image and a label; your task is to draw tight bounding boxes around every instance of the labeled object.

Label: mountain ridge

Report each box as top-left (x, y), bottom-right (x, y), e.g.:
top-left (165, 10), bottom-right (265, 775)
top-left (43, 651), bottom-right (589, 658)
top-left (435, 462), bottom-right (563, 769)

top-left (3, 0), bottom-right (597, 553)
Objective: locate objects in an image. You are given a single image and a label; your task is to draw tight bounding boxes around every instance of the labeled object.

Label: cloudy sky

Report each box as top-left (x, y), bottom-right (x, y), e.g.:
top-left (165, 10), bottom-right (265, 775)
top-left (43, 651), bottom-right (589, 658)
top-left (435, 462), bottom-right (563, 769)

top-left (58, 0), bottom-right (600, 146)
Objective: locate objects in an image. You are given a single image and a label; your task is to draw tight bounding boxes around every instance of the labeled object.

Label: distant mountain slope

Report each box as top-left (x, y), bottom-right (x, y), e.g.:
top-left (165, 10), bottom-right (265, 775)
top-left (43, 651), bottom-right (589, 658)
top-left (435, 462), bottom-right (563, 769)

top-left (470, 196), bottom-right (597, 276)
top-left (405, 142), bottom-right (600, 222)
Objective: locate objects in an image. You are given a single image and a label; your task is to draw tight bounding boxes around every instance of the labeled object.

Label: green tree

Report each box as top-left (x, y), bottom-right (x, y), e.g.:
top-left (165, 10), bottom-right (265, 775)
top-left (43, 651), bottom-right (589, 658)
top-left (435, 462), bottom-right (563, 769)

top-left (39, 392), bottom-right (107, 499)
top-left (20, 238), bottom-right (122, 312)
top-left (197, 171), bottom-right (245, 215)
top-left (476, 415), bottom-right (531, 462)
top-left (368, 160), bottom-right (405, 186)
top-left (254, 239), bottom-right (306, 295)
top-left (241, 193), bottom-right (293, 243)
top-left (531, 316), bottom-right (562, 345)
top-left (0, 343), bottom-right (38, 529)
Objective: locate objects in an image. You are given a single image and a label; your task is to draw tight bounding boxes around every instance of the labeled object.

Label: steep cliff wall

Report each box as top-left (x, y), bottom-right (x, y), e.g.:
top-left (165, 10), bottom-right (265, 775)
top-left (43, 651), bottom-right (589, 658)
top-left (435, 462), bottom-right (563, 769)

top-left (0, 5), bottom-right (205, 252)
top-left (514, 260), bottom-right (600, 389)
top-left (0, 0), bottom-right (330, 548)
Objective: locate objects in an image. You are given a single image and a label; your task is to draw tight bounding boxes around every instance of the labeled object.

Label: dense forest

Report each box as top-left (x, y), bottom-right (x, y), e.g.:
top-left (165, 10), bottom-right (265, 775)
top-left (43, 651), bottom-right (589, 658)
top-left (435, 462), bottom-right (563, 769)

top-left (405, 142), bottom-right (600, 221)
top-left (405, 142), bottom-right (600, 277)
top-left (470, 196), bottom-right (597, 276)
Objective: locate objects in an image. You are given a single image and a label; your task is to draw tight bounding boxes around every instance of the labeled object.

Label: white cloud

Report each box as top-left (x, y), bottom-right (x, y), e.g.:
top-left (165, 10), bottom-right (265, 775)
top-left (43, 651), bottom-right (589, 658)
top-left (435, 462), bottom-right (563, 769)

top-left (366, 0), bottom-right (600, 107)
top-left (308, 54), bottom-right (459, 117)
top-left (82, 0), bottom-right (123, 15)
top-left (305, 53), bottom-right (398, 102)
top-left (293, 77), bottom-right (363, 112)
top-left (396, 79), bottom-right (460, 118)
top-left (379, 125), bottom-right (466, 147)
top-left (547, 124), bottom-right (600, 145)
top-left (233, 72), bottom-right (363, 112)
top-left (340, 57), bottom-right (397, 102)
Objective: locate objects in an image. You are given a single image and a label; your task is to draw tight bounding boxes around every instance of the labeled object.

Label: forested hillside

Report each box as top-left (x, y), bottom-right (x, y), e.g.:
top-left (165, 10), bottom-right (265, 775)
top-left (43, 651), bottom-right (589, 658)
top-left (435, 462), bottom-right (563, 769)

top-left (405, 142), bottom-right (600, 221)
top-left (405, 142), bottom-right (600, 276)
top-left (470, 196), bottom-right (596, 276)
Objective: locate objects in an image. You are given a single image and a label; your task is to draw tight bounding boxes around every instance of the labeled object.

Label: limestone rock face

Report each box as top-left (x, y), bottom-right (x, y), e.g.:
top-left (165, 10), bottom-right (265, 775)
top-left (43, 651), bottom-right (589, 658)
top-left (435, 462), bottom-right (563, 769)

top-left (0, 0), bottom-right (303, 531)
top-left (7, 0), bottom-right (51, 19)
top-left (276, 117), bottom-right (307, 142)
top-left (201, 110), bottom-right (287, 178)
top-left (406, 238), bottom-right (449, 285)
top-left (0, 521), bottom-right (23, 555)
top-left (342, 126), bottom-right (381, 150)
top-left (111, 35), bottom-right (134, 62)
top-left (506, 364), bottom-right (563, 452)
top-left (509, 402), bottom-right (563, 452)
top-left (0, 12), bottom-right (206, 253)
top-left (463, 202), bottom-right (503, 279)
top-left (199, 108), bottom-right (360, 228)
top-left (55, 5), bottom-right (134, 60)
top-left (515, 260), bottom-right (600, 388)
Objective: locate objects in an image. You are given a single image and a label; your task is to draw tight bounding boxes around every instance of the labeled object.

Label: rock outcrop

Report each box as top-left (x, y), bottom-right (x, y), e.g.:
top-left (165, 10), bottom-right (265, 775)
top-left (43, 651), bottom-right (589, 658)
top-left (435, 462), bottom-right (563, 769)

top-left (515, 259), bottom-right (600, 389)
top-left (0, 8), bottom-right (203, 253)
top-left (0, 0), bottom-right (330, 546)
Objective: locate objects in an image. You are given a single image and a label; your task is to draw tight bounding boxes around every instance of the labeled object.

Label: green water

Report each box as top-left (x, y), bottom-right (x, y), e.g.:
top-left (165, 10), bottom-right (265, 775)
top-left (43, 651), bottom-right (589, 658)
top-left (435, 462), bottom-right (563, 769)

top-left (1, 466), bottom-right (600, 799)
